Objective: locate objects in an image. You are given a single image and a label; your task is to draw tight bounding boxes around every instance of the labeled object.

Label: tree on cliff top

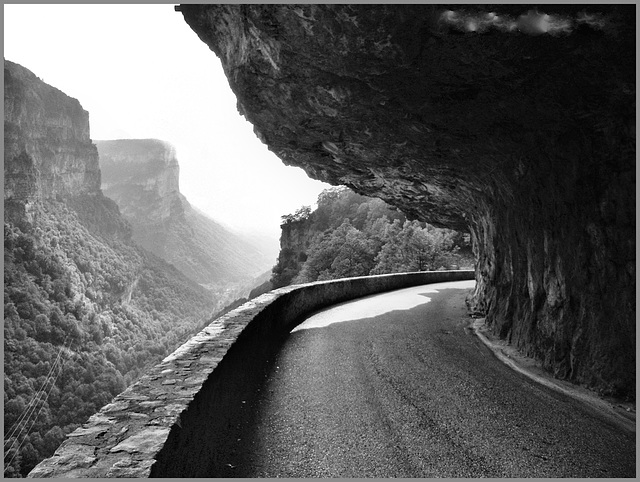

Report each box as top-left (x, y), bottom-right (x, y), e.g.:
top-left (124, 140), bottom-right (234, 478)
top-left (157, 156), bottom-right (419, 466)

top-left (280, 205), bottom-right (312, 225)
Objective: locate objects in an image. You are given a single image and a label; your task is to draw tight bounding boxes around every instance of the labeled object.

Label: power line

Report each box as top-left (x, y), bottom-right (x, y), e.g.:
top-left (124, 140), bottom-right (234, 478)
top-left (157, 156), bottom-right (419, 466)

top-left (4, 337), bottom-right (69, 446)
top-left (4, 356), bottom-right (67, 472)
top-left (4, 337), bottom-right (71, 474)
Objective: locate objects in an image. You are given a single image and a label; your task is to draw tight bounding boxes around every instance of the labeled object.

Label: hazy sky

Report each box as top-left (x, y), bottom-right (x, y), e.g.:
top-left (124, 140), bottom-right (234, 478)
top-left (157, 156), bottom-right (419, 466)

top-left (3, 3), bottom-right (330, 239)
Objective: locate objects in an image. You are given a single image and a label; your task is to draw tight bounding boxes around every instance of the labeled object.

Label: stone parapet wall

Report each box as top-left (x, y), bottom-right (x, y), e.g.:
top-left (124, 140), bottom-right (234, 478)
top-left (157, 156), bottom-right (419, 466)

top-left (28, 270), bottom-right (473, 478)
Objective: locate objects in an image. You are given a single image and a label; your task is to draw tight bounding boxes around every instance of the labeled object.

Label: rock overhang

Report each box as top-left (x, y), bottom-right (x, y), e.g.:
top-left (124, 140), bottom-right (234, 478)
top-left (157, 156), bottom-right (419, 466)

top-left (179, 4), bottom-right (633, 231)
top-left (179, 4), bottom-right (635, 397)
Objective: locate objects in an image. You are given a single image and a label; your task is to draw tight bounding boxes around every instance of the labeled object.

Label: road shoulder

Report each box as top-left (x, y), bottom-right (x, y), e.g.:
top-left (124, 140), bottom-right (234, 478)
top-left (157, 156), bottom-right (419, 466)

top-left (471, 318), bottom-right (636, 434)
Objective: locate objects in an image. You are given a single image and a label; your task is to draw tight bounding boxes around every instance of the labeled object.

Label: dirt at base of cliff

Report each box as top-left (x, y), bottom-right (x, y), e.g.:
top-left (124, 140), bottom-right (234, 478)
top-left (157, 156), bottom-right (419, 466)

top-left (470, 316), bottom-right (636, 433)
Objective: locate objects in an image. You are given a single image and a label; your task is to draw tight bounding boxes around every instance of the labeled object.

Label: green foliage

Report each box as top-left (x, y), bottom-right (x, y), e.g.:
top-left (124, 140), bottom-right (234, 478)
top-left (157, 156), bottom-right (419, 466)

top-left (4, 197), bottom-right (215, 477)
top-left (280, 205), bottom-right (312, 225)
top-left (272, 187), bottom-right (474, 287)
top-left (371, 220), bottom-right (462, 274)
top-left (296, 220), bottom-right (377, 282)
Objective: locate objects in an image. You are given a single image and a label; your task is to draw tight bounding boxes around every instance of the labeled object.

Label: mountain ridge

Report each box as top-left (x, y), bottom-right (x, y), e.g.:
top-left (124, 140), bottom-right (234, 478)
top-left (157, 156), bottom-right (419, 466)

top-left (95, 138), bottom-right (277, 287)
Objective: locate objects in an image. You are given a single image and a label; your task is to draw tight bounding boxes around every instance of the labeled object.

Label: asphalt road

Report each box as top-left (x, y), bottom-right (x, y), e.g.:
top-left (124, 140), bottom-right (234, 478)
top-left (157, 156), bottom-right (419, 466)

top-left (210, 281), bottom-right (635, 477)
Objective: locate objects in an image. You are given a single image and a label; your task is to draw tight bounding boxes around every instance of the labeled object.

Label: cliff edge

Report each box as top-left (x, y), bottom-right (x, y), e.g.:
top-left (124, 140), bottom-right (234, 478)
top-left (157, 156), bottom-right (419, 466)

top-left (4, 60), bottom-right (100, 210)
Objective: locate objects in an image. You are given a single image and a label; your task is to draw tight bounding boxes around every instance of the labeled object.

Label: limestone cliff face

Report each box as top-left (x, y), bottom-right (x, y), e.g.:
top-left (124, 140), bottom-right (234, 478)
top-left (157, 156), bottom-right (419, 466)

top-left (271, 216), bottom-right (314, 288)
top-left (181, 4), bottom-right (635, 397)
top-left (97, 139), bottom-right (275, 286)
top-left (4, 60), bottom-right (101, 218)
top-left (97, 139), bottom-right (183, 224)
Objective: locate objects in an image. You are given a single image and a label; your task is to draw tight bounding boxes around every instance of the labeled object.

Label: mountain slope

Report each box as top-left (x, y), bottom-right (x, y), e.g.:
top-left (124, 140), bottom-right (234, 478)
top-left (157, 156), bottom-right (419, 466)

top-left (96, 139), bottom-right (277, 288)
top-left (3, 60), bottom-right (217, 477)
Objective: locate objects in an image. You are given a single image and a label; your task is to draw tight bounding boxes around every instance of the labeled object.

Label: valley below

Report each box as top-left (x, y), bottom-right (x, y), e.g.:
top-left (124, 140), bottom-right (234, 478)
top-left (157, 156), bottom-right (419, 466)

top-left (3, 60), bottom-right (276, 477)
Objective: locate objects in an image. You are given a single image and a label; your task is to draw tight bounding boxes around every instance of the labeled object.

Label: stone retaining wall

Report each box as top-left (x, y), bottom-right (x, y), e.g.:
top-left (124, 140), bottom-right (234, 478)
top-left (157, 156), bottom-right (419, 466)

top-left (28, 270), bottom-right (474, 478)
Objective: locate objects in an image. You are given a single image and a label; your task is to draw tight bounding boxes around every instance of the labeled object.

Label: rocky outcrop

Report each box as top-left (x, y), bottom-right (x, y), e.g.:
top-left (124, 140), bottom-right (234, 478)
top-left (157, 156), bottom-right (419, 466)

top-left (4, 60), bottom-right (101, 214)
top-left (271, 215), bottom-right (314, 288)
top-left (97, 139), bottom-right (275, 285)
top-left (180, 5), bottom-right (635, 398)
top-left (97, 139), bottom-right (183, 224)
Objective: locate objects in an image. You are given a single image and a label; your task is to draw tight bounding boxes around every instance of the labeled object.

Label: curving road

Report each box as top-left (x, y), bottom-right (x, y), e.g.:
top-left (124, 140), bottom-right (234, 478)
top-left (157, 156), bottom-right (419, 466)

top-left (210, 280), bottom-right (635, 478)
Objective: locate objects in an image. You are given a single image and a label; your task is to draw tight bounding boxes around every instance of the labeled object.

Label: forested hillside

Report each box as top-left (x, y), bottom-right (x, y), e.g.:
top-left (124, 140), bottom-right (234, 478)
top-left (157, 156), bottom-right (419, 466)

top-left (271, 187), bottom-right (473, 288)
top-left (4, 198), bottom-right (217, 477)
top-left (3, 60), bottom-right (217, 477)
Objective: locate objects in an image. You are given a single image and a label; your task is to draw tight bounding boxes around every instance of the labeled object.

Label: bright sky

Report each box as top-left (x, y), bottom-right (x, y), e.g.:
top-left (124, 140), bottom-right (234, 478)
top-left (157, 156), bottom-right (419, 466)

top-left (3, 3), bottom-right (330, 240)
